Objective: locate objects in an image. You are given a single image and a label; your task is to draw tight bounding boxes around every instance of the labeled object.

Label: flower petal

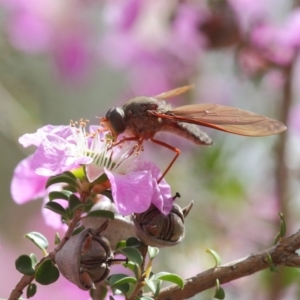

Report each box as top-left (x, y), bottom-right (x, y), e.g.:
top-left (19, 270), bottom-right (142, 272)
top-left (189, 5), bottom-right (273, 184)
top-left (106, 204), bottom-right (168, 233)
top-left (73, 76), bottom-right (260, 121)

top-left (105, 168), bottom-right (153, 215)
top-left (134, 161), bottom-right (173, 215)
top-left (19, 125), bottom-right (73, 148)
top-left (10, 155), bottom-right (48, 204)
top-left (32, 134), bottom-right (92, 176)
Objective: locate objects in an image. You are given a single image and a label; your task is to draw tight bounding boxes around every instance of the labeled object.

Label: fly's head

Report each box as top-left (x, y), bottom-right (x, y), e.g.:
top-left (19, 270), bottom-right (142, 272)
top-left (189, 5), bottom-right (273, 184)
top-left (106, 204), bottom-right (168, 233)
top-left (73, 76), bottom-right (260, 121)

top-left (102, 107), bottom-right (126, 140)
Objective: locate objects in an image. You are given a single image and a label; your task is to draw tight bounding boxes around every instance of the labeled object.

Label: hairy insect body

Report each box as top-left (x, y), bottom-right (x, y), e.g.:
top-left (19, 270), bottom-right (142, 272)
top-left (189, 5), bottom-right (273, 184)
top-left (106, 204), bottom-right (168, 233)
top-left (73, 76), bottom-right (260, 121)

top-left (122, 96), bottom-right (212, 145)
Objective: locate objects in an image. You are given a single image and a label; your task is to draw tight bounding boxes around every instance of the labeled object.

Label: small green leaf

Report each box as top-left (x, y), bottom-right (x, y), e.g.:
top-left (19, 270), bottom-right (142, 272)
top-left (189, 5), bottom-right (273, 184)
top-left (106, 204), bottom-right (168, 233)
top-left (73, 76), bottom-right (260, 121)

top-left (116, 240), bottom-right (127, 250)
top-left (279, 212), bottom-right (286, 238)
top-left (63, 171), bottom-right (78, 180)
top-left (214, 279), bottom-right (225, 299)
top-left (26, 283), bottom-right (37, 298)
top-left (126, 237), bottom-right (143, 248)
top-left (137, 297), bottom-right (155, 300)
top-left (92, 173), bottom-right (109, 184)
top-left (30, 253), bottom-right (38, 268)
top-left (154, 272), bottom-right (184, 289)
top-left (72, 226), bottom-right (85, 236)
top-left (266, 253), bottom-right (278, 272)
top-left (119, 247), bottom-right (143, 266)
top-left (35, 259), bottom-right (60, 285)
top-left (25, 232), bottom-right (49, 253)
top-left (122, 261), bottom-right (139, 278)
top-left (107, 274), bottom-right (130, 295)
top-left (111, 276), bottom-right (137, 287)
top-left (48, 191), bottom-right (72, 201)
top-left (148, 247), bottom-right (159, 260)
top-left (15, 255), bottom-right (35, 275)
top-left (44, 201), bottom-right (67, 218)
top-left (87, 210), bottom-right (115, 219)
top-left (274, 232), bottom-right (281, 245)
top-left (145, 278), bottom-right (161, 297)
top-left (46, 175), bottom-right (78, 189)
top-left (69, 194), bottom-right (85, 212)
top-left (55, 232), bottom-right (60, 244)
top-left (206, 248), bottom-right (222, 267)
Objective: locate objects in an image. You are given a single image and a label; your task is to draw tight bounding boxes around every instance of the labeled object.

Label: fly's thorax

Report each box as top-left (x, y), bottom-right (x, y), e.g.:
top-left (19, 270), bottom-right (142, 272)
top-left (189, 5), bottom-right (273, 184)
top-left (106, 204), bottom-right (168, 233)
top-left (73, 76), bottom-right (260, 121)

top-left (121, 96), bottom-right (172, 138)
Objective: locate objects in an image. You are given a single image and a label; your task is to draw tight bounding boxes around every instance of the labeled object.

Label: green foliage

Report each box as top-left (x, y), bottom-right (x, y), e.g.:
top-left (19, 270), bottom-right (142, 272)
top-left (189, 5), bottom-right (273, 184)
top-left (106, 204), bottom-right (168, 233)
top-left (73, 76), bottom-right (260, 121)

top-left (126, 237), bottom-right (143, 248)
top-left (46, 172), bottom-right (78, 189)
top-left (44, 202), bottom-right (68, 220)
top-left (118, 247), bottom-right (143, 266)
top-left (35, 259), bottom-right (59, 285)
top-left (48, 190), bottom-right (72, 201)
top-left (26, 283), bottom-right (37, 298)
top-left (154, 272), bottom-right (184, 289)
top-left (214, 279), bottom-right (225, 299)
top-left (24, 232), bottom-right (49, 254)
top-left (145, 278), bottom-right (161, 297)
top-left (15, 255), bottom-right (35, 275)
top-left (87, 209), bottom-right (115, 219)
top-left (108, 274), bottom-right (131, 294)
top-left (206, 248), bottom-right (222, 267)
top-left (68, 194), bottom-right (86, 211)
top-left (148, 247), bottom-right (159, 260)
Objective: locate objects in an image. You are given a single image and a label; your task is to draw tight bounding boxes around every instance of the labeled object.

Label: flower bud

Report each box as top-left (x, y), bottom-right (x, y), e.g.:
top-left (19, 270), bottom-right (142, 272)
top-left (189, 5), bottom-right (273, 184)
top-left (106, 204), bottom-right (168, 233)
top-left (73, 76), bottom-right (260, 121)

top-left (133, 202), bottom-right (193, 248)
top-left (55, 228), bottom-right (114, 290)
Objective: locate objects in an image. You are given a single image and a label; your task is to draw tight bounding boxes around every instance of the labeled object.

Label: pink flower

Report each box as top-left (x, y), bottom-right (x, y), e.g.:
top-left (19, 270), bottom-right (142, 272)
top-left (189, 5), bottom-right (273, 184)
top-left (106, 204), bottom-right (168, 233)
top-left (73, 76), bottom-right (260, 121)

top-left (11, 122), bottom-right (173, 221)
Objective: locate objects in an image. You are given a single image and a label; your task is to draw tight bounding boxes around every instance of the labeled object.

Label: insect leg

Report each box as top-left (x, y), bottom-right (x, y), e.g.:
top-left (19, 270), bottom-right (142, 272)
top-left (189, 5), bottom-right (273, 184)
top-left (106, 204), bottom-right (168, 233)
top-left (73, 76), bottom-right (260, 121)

top-left (150, 137), bottom-right (181, 183)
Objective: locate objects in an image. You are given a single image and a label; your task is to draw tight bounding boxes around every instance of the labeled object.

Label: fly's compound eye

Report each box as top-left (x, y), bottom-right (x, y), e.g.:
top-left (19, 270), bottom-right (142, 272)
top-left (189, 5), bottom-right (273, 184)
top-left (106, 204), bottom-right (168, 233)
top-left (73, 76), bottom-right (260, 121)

top-left (105, 107), bottom-right (125, 134)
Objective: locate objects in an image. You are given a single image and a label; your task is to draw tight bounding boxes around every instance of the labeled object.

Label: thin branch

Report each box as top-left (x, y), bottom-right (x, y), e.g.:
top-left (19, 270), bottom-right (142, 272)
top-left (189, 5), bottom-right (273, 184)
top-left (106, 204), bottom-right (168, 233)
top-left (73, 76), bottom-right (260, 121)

top-left (153, 230), bottom-right (300, 300)
top-left (8, 206), bottom-right (84, 300)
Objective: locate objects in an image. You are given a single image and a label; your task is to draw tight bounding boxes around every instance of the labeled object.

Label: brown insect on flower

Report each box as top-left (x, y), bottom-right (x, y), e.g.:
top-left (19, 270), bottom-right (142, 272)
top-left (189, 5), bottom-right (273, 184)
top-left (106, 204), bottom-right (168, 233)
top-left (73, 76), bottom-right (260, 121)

top-left (102, 85), bottom-right (286, 182)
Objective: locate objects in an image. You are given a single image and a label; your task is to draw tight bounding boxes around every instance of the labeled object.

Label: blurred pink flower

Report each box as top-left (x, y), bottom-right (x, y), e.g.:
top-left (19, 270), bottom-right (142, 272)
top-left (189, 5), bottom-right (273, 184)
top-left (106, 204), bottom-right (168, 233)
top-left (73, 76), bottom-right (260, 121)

top-left (100, 1), bottom-right (204, 95)
top-left (250, 22), bottom-right (295, 66)
top-left (1, 0), bottom-right (93, 81)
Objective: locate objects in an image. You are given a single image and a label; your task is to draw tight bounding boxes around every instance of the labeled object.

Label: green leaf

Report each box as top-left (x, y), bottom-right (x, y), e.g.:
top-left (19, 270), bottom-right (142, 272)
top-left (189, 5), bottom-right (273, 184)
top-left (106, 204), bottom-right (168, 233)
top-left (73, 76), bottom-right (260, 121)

top-left (111, 276), bottom-right (137, 287)
top-left (87, 210), bottom-right (115, 219)
top-left (266, 253), bottom-right (278, 272)
top-left (154, 272), bottom-right (184, 289)
top-left (108, 274), bottom-right (128, 286)
top-left (48, 191), bottom-right (72, 201)
top-left (69, 194), bottom-right (85, 212)
top-left (26, 283), bottom-right (37, 298)
top-left (25, 232), bottom-right (49, 253)
top-left (122, 261), bottom-right (139, 278)
top-left (148, 247), bottom-right (159, 260)
top-left (44, 201), bottom-right (67, 218)
top-left (206, 248), bottom-right (222, 267)
top-left (46, 174), bottom-right (78, 189)
top-left (63, 171), bottom-right (78, 180)
top-left (15, 255), bottom-right (35, 275)
top-left (30, 253), bottom-right (38, 268)
top-left (278, 212), bottom-right (286, 238)
top-left (35, 259), bottom-right (60, 285)
top-left (72, 226), bottom-right (85, 236)
top-left (55, 232), bottom-right (60, 244)
top-left (119, 247), bottom-right (143, 266)
top-left (137, 297), bottom-right (155, 300)
top-left (92, 173), bottom-right (109, 184)
top-left (214, 279), bottom-right (225, 299)
top-left (107, 274), bottom-right (130, 295)
top-left (116, 240), bottom-right (127, 250)
top-left (145, 278), bottom-right (161, 297)
top-left (126, 237), bottom-right (143, 248)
